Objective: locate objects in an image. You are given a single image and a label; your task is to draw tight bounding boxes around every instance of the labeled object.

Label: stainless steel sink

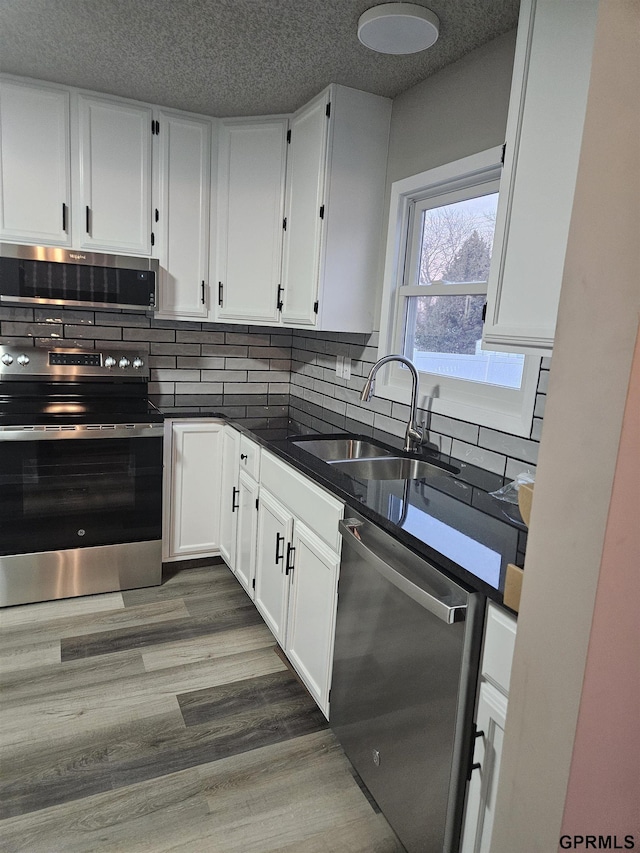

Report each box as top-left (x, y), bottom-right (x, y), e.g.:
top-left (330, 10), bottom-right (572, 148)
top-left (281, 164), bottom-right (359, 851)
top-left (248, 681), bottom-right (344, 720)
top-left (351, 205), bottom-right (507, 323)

top-left (290, 436), bottom-right (459, 479)
top-left (329, 456), bottom-right (454, 480)
top-left (290, 437), bottom-right (394, 462)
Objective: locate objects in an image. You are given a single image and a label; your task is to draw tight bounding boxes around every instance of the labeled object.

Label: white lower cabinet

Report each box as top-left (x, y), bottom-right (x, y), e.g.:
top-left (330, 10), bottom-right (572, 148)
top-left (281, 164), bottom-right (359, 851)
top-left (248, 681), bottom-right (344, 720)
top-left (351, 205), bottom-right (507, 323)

top-left (235, 470), bottom-right (259, 597)
top-left (461, 602), bottom-right (517, 853)
top-left (219, 428), bottom-right (261, 598)
top-left (255, 451), bottom-right (343, 717)
top-left (254, 488), bottom-right (294, 645)
top-left (218, 425), bottom-right (241, 569)
top-left (163, 419), bottom-right (224, 560)
top-left (285, 521), bottom-right (341, 713)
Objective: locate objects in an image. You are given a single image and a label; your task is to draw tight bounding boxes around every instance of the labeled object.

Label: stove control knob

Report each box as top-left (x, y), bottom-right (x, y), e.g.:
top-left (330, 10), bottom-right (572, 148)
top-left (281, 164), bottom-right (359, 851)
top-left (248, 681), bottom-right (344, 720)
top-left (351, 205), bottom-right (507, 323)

top-left (118, 357), bottom-right (131, 369)
top-left (104, 356), bottom-right (116, 368)
top-left (132, 357), bottom-right (144, 369)
top-left (1, 353), bottom-right (14, 366)
top-left (17, 354), bottom-right (30, 366)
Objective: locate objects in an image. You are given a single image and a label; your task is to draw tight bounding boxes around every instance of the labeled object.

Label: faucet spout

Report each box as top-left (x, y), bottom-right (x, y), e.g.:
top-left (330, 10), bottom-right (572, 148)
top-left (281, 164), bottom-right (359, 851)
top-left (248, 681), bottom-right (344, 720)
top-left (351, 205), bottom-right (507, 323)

top-left (359, 354), bottom-right (424, 452)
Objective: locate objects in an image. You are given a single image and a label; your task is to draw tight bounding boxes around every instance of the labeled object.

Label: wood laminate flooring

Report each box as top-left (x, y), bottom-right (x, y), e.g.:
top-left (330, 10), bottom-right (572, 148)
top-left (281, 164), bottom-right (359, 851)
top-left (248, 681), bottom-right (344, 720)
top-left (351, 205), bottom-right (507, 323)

top-left (0, 561), bottom-right (405, 853)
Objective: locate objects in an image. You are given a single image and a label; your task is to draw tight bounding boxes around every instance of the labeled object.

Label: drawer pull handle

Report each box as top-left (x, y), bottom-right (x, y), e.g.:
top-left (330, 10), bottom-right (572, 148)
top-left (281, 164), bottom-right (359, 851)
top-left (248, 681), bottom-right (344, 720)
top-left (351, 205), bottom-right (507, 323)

top-left (231, 486), bottom-right (239, 513)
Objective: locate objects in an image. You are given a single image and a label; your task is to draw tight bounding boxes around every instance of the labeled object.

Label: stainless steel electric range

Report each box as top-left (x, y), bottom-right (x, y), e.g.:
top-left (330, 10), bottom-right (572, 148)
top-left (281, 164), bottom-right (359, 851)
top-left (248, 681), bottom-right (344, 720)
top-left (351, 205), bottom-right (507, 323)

top-left (0, 345), bottom-right (164, 607)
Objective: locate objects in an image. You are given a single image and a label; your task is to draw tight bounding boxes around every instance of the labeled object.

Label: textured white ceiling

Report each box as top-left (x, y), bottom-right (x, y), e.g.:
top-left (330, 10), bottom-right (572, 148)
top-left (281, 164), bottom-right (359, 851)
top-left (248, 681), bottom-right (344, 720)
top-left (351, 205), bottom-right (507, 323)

top-left (0, 0), bottom-right (520, 116)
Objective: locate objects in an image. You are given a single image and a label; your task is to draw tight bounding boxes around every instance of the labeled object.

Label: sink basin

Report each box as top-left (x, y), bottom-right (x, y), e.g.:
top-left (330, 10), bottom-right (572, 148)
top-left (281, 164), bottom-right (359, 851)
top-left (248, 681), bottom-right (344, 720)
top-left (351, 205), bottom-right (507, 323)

top-left (329, 456), bottom-right (455, 480)
top-left (290, 435), bottom-right (459, 479)
top-left (290, 437), bottom-right (394, 463)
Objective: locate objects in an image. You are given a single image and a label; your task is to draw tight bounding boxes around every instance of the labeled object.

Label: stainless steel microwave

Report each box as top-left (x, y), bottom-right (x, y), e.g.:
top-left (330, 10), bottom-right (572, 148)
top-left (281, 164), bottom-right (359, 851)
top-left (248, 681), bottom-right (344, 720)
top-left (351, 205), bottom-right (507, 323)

top-left (0, 244), bottom-right (158, 312)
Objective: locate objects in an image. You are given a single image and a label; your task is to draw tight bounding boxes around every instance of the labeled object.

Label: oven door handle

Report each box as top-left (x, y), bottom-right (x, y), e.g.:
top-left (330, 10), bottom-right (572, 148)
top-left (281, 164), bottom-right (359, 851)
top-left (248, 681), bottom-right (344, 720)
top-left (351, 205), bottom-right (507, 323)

top-left (0, 423), bottom-right (164, 441)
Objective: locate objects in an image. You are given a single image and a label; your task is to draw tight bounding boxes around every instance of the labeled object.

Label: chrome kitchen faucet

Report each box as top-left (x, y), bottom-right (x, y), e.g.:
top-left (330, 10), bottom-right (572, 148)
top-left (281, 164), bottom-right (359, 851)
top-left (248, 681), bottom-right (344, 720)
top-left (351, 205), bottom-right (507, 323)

top-left (360, 354), bottom-right (425, 452)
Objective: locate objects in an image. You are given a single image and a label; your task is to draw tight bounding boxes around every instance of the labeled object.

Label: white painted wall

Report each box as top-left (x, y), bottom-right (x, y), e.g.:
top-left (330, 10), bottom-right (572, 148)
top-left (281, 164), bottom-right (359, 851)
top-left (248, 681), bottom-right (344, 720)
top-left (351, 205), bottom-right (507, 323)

top-left (373, 29), bottom-right (517, 322)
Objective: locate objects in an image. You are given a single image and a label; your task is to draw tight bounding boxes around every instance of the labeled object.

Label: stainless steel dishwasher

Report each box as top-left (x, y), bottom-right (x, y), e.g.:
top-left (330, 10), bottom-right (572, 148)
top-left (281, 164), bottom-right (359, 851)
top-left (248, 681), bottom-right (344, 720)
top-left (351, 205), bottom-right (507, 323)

top-left (331, 509), bottom-right (484, 853)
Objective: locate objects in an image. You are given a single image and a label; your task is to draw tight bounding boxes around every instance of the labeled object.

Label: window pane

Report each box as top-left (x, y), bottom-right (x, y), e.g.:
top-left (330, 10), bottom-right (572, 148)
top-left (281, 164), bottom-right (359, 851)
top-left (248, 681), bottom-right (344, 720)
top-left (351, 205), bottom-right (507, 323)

top-left (418, 193), bottom-right (499, 285)
top-left (404, 295), bottom-right (525, 389)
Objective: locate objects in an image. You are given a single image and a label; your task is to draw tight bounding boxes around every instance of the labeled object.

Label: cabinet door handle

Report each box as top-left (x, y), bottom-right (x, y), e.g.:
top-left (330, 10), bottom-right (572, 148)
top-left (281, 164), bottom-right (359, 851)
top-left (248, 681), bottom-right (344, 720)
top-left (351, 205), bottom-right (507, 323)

top-left (276, 284), bottom-right (284, 312)
top-left (275, 532), bottom-right (285, 564)
top-left (231, 486), bottom-right (239, 513)
top-left (240, 453), bottom-right (248, 461)
top-left (201, 281), bottom-right (206, 305)
top-left (85, 205), bottom-right (90, 234)
top-left (285, 543), bottom-right (295, 576)
top-left (62, 203), bottom-right (67, 232)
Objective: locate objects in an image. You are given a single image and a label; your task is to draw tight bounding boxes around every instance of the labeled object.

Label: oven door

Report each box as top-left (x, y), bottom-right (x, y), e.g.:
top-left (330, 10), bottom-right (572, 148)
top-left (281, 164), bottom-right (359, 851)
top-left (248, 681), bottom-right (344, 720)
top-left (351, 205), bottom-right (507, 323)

top-left (0, 424), bottom-right (163, 557)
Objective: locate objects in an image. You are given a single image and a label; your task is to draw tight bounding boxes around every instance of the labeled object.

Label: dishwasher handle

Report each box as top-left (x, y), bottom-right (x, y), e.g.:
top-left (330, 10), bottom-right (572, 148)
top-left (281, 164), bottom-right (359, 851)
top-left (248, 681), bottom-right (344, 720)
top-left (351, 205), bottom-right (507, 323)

top-left (339, 518), bottom-right (467, 625)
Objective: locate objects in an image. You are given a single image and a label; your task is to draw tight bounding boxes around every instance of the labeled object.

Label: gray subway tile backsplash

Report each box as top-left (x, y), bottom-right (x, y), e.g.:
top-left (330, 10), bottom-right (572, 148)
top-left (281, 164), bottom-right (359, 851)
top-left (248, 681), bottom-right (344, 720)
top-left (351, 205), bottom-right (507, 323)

top-left (0, 307), bottom-right (548, 480)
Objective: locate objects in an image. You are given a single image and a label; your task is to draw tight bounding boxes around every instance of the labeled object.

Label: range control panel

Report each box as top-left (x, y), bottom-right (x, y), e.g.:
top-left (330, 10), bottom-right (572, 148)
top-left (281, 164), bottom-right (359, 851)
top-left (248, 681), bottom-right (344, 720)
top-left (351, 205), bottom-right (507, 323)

top-left (0, 346), bottom-right (149, 379)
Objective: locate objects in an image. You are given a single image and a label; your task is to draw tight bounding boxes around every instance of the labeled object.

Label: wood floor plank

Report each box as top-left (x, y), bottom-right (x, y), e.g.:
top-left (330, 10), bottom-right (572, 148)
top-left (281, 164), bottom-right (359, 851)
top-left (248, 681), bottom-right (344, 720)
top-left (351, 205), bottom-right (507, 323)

top-left (192, 730), bottom-right (406, 853)
top-left (141, 622), bottom-right (276, 672)
top-left (1, 646), bottom-right (286, 749)
top-left (60, 601), bottom-right (263, 661)
top-left (108, 669), bottom-right (327, 789)
top-left (0, 730), bottom-right (405, 853)
top-left (121, 563), bottom-right (234, 609)
top-left (0, 598), bottom-right (191, 653)
top-left (0, 761), bottom-right (210, 853)
top-left (0, 639), bottom-right (60, 675)
top-left (0, 591), bottom-right (125, 628)
top-left (1, 648), bottom-right (145, 707)
top-left (0, 710), bottom-right (186, 820)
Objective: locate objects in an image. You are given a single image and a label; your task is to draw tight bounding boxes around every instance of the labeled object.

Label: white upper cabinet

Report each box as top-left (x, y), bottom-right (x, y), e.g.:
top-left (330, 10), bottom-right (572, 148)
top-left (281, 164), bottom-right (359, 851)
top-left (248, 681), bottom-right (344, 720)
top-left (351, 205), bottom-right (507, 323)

top-left (280, 92), bottom-right (328, 327)
top-left (483, 0), bottom-right (599, 356)
top-left (77, 94), bottom-right (152, 255)
top-left (0, 78), bottom-right (71, 246)
top-left (154, 109), bottom-right (212, 319)
top-left (216, 117), bottom-right (288, 325)
top-left (281, 84), bottom-right (391, 332)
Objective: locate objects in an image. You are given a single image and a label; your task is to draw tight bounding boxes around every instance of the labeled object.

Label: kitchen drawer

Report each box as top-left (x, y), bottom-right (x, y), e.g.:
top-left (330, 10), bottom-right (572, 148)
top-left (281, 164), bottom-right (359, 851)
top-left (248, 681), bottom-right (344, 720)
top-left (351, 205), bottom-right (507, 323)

top-left (261, 451), bottom-right (343, 551)
top-left (482, 601), bottom-right (517, 696)
top-left (239, 435), bottom-right (260, 480)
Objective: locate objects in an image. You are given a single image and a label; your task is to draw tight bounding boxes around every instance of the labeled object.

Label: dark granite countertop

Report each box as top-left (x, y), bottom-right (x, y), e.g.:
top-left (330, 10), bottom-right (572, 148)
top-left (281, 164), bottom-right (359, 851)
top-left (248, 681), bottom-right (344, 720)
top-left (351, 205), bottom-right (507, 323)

top-left (161, 400), bottom-right (527, 608)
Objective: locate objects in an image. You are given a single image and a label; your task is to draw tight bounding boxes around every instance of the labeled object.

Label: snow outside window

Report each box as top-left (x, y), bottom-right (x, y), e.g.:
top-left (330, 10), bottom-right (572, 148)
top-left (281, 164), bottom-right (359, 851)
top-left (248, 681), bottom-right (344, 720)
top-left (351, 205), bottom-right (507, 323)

top-left (377, 147), bottom-right (540, 437)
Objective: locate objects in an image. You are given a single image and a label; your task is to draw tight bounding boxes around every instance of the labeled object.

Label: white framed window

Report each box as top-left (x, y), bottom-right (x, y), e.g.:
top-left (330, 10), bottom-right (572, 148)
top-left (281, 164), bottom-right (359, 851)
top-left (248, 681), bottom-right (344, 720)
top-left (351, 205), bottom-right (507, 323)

top-left (377, 147), bottom-right (540, 437)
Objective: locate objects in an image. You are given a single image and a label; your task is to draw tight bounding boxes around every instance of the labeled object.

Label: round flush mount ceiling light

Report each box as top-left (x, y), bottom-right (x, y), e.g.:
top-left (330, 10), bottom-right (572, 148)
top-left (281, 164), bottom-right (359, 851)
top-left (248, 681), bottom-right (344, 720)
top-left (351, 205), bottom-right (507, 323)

top-left (357, 3), bottom-right (440, 54)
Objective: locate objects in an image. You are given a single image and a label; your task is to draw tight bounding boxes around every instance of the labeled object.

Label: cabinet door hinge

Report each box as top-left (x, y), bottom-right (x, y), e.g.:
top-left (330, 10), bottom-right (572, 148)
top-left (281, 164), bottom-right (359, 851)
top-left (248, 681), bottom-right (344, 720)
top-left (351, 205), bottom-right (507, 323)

top-left (286, 129), bottom-right (291, 144)
top-left (319, 205), bottom-right (324, 219)
top-left (326, 102), bottom-right (331, 118)
top-left (501, 143), bottom-right (506, 164)
top-left (150, 232), bottom-right (155, 246)
top-left (218, 282), bottom-right (224, 307)
top-left (482, 302), bottom-right (487, 322)
top-left (313, 300), bottom-right (319, 314)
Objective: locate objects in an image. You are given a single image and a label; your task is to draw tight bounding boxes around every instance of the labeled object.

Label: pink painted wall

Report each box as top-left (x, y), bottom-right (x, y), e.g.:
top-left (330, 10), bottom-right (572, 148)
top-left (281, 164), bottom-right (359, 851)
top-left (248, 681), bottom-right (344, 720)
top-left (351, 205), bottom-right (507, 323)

top-left (561, 327), bottom-right (640, 837)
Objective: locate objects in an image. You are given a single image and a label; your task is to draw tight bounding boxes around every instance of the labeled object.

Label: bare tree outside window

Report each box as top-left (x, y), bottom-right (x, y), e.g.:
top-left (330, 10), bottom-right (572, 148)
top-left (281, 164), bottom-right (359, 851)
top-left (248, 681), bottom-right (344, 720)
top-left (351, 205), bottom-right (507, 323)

top-left (403, 192), bottom-right (525, 388)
